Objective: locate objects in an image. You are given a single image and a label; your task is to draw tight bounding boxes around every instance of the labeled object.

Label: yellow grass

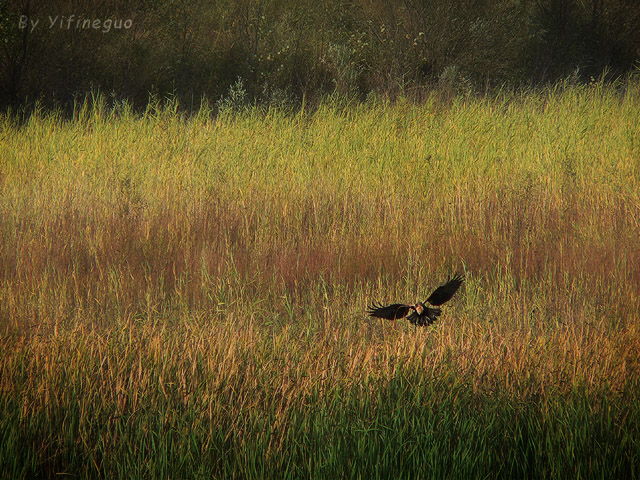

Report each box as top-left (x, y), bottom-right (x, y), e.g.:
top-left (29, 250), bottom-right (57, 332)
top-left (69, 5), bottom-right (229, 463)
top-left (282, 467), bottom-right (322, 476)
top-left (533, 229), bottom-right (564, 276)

top-left (1, 85), bottom-right (639, 477)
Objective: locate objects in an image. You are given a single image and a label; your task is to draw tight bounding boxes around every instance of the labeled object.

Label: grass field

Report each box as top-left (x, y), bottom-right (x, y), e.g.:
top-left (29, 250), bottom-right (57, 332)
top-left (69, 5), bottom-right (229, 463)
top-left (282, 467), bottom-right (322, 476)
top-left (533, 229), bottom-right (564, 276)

top-left (1, 83), bottom-right (640, 478)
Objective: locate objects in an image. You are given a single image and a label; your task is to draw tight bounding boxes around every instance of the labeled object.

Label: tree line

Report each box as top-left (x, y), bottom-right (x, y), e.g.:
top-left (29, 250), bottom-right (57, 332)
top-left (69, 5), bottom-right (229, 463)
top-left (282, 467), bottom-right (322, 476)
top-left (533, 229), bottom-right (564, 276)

top-left (1, 0), bottom-right (639, 111)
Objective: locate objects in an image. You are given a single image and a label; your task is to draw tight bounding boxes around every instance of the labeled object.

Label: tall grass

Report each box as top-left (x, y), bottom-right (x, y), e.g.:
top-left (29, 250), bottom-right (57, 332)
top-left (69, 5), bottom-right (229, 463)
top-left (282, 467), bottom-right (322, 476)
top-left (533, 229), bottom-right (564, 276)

top-left (1, 85), bottom-right (640, 478)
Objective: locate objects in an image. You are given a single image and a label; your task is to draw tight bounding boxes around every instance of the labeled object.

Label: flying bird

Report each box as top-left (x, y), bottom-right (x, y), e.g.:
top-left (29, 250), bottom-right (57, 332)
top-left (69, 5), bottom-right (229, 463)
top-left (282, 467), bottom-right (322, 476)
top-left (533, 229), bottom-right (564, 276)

top-left (367, 274), bottom-right (464, 326)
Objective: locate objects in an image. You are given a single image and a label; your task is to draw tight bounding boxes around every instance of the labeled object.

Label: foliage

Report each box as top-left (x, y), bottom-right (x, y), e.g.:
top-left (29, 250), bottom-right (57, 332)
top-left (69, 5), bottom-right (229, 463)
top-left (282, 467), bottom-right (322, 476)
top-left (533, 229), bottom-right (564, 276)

top-left (1, 0), bottom-right (639, 109)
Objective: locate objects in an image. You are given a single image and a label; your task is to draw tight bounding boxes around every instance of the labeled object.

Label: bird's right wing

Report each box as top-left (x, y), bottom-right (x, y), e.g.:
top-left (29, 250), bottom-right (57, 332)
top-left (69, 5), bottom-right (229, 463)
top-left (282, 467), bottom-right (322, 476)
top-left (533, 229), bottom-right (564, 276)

top-left (367, 303), bottom-right (412, 320)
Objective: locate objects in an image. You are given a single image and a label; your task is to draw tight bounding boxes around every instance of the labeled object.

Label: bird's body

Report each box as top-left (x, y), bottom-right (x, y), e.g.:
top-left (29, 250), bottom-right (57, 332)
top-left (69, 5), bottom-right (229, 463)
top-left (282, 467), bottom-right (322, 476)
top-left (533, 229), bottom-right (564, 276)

top-left (367, 274), bottom-right (464, 326)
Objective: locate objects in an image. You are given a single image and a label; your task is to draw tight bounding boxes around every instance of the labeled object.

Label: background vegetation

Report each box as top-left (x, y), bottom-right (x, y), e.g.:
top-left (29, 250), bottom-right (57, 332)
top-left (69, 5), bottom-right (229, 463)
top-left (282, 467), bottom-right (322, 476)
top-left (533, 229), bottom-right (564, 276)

top-left (1, 81), bottom-right (639, 477)
top-left (1, 0), bottom-right (640, 110)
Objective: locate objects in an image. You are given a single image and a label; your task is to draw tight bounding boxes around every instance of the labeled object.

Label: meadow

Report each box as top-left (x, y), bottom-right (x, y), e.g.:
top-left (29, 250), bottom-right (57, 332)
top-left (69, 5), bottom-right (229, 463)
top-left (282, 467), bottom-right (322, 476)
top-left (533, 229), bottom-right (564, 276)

top-left (1, 83), bottom-right (640, 478)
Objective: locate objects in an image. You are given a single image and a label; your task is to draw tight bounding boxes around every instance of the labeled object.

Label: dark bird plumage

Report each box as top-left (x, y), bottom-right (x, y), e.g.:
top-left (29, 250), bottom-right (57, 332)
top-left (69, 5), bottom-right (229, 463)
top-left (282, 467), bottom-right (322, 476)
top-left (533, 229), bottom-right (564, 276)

top-left (367, 274), bottom-right (464, 326)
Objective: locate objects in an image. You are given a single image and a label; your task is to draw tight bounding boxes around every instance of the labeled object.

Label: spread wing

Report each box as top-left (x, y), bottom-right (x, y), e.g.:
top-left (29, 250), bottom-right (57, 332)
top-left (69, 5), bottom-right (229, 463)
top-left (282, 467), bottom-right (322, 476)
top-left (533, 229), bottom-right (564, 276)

top-left (367, 303), bottom-right (412, 320)
top-left (425, 274), bottom-right (464, 306)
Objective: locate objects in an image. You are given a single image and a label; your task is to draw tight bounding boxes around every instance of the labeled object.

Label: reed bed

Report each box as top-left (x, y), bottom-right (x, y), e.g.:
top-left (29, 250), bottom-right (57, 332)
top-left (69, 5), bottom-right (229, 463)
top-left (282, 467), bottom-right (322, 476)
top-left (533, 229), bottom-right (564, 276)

top-left (1, 84), bottom-right (639, 478)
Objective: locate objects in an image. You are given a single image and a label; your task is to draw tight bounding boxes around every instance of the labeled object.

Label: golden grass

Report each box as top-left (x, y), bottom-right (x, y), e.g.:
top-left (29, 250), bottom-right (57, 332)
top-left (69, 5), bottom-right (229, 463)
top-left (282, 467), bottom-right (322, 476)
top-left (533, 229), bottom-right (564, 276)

top-left (1, 85), bottom-right (639, 476)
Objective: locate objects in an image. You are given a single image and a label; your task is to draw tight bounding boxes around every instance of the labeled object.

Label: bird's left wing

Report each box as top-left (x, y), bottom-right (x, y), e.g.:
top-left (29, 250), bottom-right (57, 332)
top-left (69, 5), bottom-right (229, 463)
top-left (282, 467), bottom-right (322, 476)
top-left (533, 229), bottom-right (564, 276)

top-left (367, 303), bottom-right (412, 320)
top-left (425, 274), bottom-right (464, 306)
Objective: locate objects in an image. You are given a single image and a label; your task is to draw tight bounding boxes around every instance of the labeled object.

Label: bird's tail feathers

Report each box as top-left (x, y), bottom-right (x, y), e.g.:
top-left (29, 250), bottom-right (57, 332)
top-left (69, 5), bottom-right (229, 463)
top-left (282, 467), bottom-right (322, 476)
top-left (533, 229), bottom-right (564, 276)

top-left (419, 307), bottom-right (441, 326)
top-left (409, 306), bottom-right (442, 326)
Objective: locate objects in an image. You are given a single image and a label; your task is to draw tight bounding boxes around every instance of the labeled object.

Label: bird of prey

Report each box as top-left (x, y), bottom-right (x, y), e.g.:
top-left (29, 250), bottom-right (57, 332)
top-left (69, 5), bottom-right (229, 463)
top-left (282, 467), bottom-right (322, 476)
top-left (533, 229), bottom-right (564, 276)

top-left (367, 274), bottom-right (464, 326)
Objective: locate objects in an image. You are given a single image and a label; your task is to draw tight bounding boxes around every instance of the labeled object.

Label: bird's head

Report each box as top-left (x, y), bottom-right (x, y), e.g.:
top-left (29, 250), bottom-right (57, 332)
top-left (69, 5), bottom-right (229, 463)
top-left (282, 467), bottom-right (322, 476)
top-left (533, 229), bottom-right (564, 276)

top-left (413, 302), bottom-right (424, 315)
